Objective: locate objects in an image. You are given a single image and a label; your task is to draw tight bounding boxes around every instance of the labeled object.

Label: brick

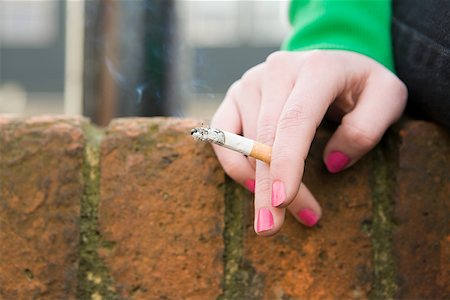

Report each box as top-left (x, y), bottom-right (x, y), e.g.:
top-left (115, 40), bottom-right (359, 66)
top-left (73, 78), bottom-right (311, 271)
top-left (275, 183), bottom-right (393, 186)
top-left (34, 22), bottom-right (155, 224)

top-left (393, 121), bottom-right (450, 299)
top-left (98, 118), bottom-right (224, 299)
top-left (243, 126), bottom-right (374, 299)
top-left (0, 116), bottom-right (86, 299)
top-left (1, 115), bottom-right (446, 299)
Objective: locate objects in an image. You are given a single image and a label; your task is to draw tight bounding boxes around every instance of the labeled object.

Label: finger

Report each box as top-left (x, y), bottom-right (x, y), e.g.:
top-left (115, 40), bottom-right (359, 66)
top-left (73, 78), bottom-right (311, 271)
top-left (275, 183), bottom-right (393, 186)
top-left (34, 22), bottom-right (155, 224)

top-left (235, 64), bottom-right (265, 170)
top-left (254, 52), bottom-right (300, 236)
top-left (270, 51), bottom-right (345, 208)
top-left (211, 84), bottom-right (256, 191)
top-left (237, 64), bottom-right (265, 140)
top-left (287, 183), bottom-right (322, 227)
top-left (323, 71), bottom-right (407, 173)
top-left (216, 64), bottom-right (265, 190)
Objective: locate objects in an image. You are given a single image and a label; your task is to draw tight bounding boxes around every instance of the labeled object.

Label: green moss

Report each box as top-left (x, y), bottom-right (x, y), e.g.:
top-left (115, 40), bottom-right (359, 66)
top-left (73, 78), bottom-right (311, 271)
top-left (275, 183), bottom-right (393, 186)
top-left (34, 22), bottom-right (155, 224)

top-left (368, 134), bottom-right (399, 300)
top-left (130, 136), bottom-right (157, 154)
top-left (125, 123), bottom-right (163, 154)
top-left (77, 124), bottom-right (118, 300)
top-left (219, 176), bottom-right (263, 300)
top-left (148, 122), bottom-right (160, 135)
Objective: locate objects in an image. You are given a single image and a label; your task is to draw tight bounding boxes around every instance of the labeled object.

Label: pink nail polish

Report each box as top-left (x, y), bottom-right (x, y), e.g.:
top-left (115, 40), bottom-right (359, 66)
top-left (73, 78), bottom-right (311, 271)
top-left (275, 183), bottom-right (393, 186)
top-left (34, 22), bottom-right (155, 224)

top-left (271, 180), bottom-right (286, 207)
top-left (325, 151), bottom-right (351, 173)
top-left (244, 179), bottom-right (255, 193)
top-left (297, 208), bottom-right (319, 227)
top-left (257, 208), bottom-right (274, 233)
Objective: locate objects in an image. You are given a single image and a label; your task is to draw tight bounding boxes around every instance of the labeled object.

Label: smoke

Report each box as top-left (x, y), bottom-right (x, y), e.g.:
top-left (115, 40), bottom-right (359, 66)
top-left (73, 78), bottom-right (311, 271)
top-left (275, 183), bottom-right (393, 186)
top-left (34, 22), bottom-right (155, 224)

top-left (135, 82), bottom-right (149, 104)
top-left (104, 57), bottom-right (126, 86)
top-left (92, 0), bottom-right (220, 118)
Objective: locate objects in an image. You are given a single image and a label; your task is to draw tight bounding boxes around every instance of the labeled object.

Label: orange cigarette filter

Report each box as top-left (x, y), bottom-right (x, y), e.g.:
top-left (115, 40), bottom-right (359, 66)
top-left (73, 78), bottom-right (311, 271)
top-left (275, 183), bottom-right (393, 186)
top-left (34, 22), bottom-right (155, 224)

top-left (191, 127), bottom-right (272, 164)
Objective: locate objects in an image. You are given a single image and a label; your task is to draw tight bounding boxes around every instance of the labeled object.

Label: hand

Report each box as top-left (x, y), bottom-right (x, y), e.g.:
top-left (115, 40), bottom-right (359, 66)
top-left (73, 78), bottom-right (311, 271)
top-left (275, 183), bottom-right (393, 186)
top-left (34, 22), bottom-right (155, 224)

top-left (211, 50), bottom-right (407, 236)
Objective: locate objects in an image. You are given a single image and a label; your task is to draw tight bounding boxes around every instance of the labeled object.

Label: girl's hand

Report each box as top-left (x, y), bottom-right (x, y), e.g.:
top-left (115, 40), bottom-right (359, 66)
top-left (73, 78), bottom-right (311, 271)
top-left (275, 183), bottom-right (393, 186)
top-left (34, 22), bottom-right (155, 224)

top-left (211, 50), bottom-right (407, 236)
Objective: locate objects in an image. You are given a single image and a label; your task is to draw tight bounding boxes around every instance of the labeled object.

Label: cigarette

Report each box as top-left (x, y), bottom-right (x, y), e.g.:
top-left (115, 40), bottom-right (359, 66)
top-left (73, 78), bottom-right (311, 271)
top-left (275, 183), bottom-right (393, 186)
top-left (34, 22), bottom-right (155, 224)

top-left (191, 127), bottom-right (272, 164)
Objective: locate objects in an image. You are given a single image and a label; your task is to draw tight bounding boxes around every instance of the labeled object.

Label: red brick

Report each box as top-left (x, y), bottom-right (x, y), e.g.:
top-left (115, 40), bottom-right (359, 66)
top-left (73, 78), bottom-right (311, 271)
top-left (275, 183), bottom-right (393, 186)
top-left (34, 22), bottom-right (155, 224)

top-left (243, 127), bottom-right (373, 299)
top-left (0, 116), bottom-right (86, 299)
top-left (98, 118), bottom-right (224, 299)
top-left (393, 121), bottom-right (450, 299)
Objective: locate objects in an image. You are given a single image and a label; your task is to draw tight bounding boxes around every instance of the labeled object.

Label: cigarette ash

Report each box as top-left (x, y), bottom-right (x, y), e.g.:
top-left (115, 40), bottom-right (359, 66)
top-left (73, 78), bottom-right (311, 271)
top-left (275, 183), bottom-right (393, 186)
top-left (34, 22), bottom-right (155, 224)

top-left (191, 127), bottom-right (225, 146)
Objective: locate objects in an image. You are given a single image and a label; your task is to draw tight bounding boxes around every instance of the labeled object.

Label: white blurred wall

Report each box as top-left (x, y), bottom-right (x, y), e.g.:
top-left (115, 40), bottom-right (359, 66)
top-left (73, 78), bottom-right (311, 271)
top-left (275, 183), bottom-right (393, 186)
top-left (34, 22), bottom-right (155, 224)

top-left (176, 1), bottom-right (290, 119)
top-left (0, 0), bottom-right (83, 116)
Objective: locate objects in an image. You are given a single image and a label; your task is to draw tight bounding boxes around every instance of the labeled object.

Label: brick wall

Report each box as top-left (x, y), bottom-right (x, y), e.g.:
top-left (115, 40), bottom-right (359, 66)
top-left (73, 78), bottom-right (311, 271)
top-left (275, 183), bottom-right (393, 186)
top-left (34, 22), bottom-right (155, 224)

top-left (0, 116), bottom-right (448, 299)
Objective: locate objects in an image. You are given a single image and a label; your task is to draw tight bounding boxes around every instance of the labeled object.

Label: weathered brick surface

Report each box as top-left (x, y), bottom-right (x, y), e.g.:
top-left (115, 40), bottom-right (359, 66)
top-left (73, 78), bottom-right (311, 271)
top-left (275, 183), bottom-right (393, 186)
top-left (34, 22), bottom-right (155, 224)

top-left (0, 116), bottom-right (86, 299)
top-left (243, 127), bottom-right (374, 299)
top-left (98, 118), bottom-right (224, 299)
top-left (1, 116), bottom-right (448, 299)
top-left (393, 121), bottom-right (450, 299)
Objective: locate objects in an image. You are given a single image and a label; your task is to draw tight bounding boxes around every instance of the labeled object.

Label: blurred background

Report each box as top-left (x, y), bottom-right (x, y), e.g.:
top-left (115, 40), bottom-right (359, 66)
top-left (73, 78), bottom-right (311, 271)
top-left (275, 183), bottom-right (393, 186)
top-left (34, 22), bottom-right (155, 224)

top-left (0, 0), bottom-right (289, 126)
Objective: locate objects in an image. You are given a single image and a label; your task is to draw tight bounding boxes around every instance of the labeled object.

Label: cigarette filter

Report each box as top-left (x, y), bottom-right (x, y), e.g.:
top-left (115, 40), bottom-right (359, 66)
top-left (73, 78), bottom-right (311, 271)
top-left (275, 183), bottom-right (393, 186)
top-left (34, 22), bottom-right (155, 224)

top-left (191, 127), bottom-right (272, 164)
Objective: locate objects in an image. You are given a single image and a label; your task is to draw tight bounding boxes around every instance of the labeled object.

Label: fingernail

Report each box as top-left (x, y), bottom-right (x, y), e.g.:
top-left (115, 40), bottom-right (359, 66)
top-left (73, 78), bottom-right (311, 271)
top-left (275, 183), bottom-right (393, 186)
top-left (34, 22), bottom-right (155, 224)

top-left (257, 208), bottom-right (274, 233)
top-left (297, 208), bottom-right (319, 227)
top-left (325, 151), bottom-right (351, 173)
top-left (244, 179), bottom-right (255, 193)
top-left (271, 180), bottom-right (286, 207)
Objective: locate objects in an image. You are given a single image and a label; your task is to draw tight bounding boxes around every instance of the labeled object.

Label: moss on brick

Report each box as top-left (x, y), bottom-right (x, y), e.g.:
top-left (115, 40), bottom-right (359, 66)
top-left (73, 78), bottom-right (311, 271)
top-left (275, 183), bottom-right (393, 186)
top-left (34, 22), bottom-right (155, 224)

top-left (148, 121), bottom-right (160, 135)
top-left (77, 124), bottom-right (118, 300)
top-left (219, 176), bottom-right (262, 300)
top-left (369, 135), bottom-right (398, 300)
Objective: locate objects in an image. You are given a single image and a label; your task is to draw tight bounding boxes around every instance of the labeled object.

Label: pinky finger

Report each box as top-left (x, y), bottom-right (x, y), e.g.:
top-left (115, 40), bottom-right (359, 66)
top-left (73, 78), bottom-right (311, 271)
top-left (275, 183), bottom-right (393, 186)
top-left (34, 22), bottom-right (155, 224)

top-left (287, 183), bottom-right (322, 227)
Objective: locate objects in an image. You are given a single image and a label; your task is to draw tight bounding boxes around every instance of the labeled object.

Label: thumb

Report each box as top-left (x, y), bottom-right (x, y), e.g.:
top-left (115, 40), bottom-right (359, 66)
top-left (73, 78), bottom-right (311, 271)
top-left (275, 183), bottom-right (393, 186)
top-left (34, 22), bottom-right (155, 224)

top-left (324, 72), bottom-right (407, 173)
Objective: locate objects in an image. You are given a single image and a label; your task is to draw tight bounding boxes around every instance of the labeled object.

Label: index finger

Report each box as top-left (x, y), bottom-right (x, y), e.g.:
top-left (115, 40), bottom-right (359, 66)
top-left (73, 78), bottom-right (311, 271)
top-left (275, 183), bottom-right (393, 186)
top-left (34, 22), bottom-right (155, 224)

top-left (270, 51), bottom-right (349, 206)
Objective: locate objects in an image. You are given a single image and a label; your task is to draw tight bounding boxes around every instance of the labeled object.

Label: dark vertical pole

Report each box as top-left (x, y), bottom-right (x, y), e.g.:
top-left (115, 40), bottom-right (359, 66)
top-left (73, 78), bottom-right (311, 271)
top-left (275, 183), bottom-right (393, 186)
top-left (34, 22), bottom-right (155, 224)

top-left (83, 0), bottom-right (176, 125)
top-left (83, 0), bottom-right (100, 123)
top-left (140, 0), bottom-right (175, 116)
top-left (97, 0), bottom-right (120, 126)
top-left (83, 0), bottom-right (119, 126)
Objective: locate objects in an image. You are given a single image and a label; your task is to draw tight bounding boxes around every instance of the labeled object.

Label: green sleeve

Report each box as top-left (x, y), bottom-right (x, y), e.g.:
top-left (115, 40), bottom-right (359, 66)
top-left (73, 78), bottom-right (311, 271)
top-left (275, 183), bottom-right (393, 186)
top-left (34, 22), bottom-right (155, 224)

top-left (282, 0), bottom-right (394, 71)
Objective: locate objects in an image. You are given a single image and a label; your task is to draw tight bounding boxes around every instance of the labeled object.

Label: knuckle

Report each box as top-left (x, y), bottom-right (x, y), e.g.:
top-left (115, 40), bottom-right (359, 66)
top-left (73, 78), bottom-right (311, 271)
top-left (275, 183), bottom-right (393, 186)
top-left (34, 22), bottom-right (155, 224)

top-left (257, 114), bottom-right (276, 144)
top-left (265, 51), bottom-right (290, 68)
top-left (392, 81), bottom-right (408, 111)
top-left (270, 151), bottom-right (291, 168)
top-left (278, 104), bottom-right (311, 131)
top-left (240, 65), bottom-right (261, 85)
top-left (374, 73), bottom-right (409, 113)
top-left (399, 82), bottom-right (408, 101)
top-left (344, 124), bottom-right (380, 150)
top-left (399, 80), bottom-right (408, 97)
top-left (378, 71), bottom-right (408, 100)
top-left (255, 176), bottom-right (272, 194)
top-left (222, 80), bottom-right (241, 101)
top-left (302, 50), bottom-right (331, 70)
top-left (271, 146), bottom-right (306, 175)
top-left (391, 78), bottom-right (408, 102)
top-left (257, 126), bottom-right (276, 146)
top-left (239, 75), bottom-right (258, 92)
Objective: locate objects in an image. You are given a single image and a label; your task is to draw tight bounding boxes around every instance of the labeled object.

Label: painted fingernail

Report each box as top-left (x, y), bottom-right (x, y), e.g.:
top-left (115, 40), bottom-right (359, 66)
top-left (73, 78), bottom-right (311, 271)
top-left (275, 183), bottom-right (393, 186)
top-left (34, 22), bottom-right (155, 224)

top-left (271, 180), bottom-right (286, 207)
top-left (297, 208), bottom-right (319, 227)
top-left (257, 208), bottom-right (274, 233)
top-left (244, 179), bottom-right (255, 193)
top-left (325, 151), bottom-right (351, 173)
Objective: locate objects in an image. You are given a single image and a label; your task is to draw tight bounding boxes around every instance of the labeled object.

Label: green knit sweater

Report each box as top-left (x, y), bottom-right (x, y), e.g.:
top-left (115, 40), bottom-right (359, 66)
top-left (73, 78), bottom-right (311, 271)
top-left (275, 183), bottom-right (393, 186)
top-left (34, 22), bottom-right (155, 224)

top-left (282, 0), bottom-right (394, 71)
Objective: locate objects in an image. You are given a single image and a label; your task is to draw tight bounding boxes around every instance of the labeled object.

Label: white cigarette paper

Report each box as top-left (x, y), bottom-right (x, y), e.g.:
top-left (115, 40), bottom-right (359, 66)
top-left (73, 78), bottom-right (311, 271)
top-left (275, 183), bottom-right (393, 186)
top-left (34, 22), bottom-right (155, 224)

top-left (191, 127), bottom-right (272, 164)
